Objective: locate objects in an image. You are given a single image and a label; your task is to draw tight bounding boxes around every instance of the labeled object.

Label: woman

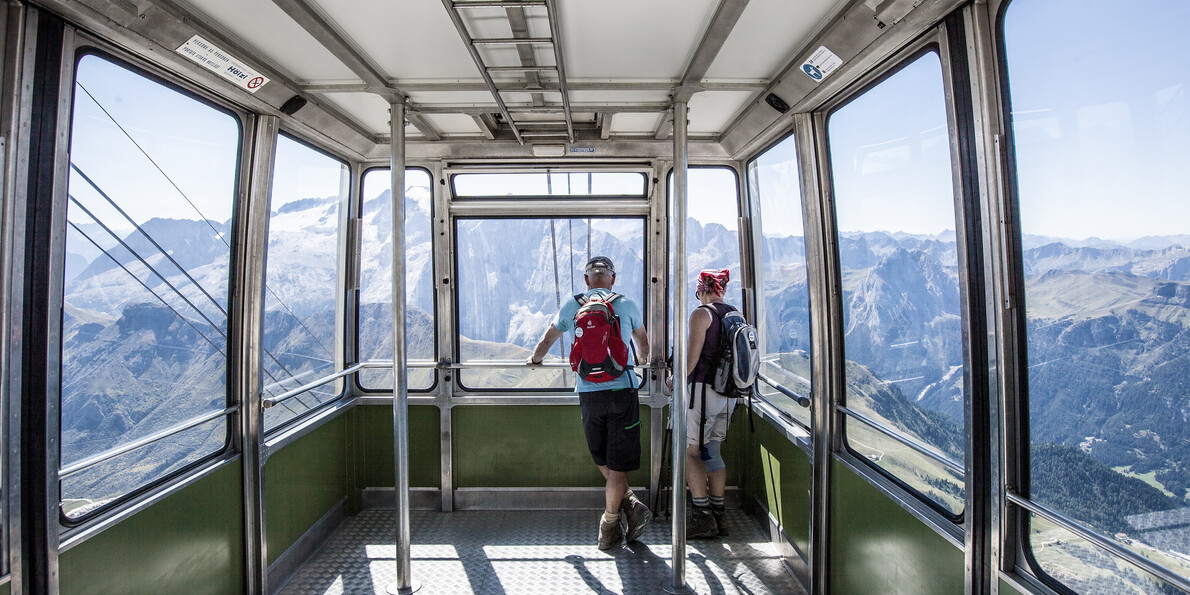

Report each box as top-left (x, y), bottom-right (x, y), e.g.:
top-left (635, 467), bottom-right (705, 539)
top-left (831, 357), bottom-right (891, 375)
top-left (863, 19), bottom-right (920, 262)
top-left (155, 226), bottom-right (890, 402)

top-left (668, 269), bottom-right (738, 538)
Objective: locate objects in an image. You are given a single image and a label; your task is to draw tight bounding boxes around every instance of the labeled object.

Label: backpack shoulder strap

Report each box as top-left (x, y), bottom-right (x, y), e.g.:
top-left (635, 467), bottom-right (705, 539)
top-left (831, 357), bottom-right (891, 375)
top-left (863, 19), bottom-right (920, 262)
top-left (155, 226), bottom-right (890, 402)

top-left (574, 293), bottom-right (587, 306)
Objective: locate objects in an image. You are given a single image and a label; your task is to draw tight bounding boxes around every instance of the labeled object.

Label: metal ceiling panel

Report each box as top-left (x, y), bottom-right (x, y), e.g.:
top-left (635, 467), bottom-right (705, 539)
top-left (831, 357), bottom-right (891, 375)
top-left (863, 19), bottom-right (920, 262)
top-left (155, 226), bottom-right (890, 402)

top-left (319, 91), bottom-right (393, 135)
top-left (559, 0), bottom-right (719, 79)
top-left (688, 90), bottom-right (756, 134)
top-left (184, 0), bottom-right (355, 82)
top-left (421, 113), bottom-right (484, 135)
top-left (309, 0), bottom-right (482, 80)
top-left (707, 0), bottom-right (844, 79)
top-left (610, 112), bottom-right (666, 135)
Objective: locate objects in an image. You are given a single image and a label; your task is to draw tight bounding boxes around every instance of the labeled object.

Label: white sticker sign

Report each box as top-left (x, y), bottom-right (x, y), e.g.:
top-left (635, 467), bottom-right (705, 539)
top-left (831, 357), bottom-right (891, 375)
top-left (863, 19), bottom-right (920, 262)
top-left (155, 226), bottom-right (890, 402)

top-left (176, 35), bottom-right (269, 93)
top-left (800, 46), bottom-right (843, 82)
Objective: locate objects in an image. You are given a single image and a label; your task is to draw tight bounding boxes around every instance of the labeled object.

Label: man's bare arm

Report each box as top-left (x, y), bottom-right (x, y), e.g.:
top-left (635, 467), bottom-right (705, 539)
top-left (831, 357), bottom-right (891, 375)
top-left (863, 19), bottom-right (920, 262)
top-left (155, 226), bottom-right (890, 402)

top-left (631, 325), bottom-right (650, 364)
top-left (526, 325), bottom-right (564, 365)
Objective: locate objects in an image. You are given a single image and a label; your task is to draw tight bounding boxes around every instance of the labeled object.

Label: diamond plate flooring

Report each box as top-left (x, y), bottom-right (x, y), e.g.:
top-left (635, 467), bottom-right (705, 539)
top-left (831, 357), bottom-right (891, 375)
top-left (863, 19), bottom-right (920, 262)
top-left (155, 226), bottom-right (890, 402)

top-left (278, 508), bottom-right (805, 595)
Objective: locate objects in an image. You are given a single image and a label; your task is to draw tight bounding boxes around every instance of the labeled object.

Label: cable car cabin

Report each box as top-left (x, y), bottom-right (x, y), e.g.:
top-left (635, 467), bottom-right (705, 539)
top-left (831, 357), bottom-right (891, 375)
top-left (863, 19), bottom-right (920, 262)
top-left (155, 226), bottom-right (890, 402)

top-left (0, 0), bottom-right (1187, 593)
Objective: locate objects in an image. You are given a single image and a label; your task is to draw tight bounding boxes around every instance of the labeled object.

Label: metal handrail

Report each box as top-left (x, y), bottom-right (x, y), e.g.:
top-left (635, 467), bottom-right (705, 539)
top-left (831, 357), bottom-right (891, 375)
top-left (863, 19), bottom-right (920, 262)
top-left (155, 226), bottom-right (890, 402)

top-left (359, 359), bottom-right (656, 370)
top-left (262, 363), bottom-right (366, 408)
top-left (59, 405), bottom-right (239, 479)
top-left (1006, 492), bottom-right (1190, 593)
top-left (837, 404), bottom-right (965, 476)
top-left (757, 372), bottom-right (810, 408)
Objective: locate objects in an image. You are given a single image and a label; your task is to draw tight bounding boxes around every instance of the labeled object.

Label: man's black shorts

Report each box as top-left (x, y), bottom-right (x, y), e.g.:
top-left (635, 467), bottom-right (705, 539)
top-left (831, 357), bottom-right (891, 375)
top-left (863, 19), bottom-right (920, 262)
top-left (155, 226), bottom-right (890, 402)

top-left (579, 387), bottom-right (641, 472)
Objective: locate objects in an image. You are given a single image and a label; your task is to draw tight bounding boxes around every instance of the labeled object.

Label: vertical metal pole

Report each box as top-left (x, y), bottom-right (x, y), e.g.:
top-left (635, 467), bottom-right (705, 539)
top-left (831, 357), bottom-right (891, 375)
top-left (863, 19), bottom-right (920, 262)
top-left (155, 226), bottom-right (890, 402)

top-left (241, 113), bottom-right (278, 595)
top-left (664, 101), bottom-right (695, 595)
top-left (387, 99), bottom-right (419, 595)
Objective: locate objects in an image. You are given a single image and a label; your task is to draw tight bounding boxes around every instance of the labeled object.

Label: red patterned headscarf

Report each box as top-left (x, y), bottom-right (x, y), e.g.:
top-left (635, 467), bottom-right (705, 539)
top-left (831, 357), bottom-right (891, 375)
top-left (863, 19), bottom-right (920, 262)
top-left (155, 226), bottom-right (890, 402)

top-left (696, 269), bottom-right (730, 295)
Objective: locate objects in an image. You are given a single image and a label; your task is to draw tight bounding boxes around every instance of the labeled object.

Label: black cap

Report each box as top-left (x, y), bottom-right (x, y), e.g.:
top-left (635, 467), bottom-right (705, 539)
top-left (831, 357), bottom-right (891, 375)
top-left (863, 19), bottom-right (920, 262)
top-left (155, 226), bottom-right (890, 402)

top-left (584, 256), bottom-right (615, 274)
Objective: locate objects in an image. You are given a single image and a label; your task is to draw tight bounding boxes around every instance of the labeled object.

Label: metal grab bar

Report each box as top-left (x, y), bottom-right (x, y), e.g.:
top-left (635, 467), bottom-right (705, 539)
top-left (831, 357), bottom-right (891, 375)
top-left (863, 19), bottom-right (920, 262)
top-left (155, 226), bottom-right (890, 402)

top-left (262, 363), bottom-right (366, 408)
top-left (263, 358), bottom-right (663, 409)
top-left (359, 359), bottom-right (658, 370)
top-left (1006, 492), bottom-right (1190, 594)
top-left (757, 372), bottom-right (810, 408)
top-left (837, 404), bottom-right (965, 476)
top-left (59, 405), bottom-right (239, 479)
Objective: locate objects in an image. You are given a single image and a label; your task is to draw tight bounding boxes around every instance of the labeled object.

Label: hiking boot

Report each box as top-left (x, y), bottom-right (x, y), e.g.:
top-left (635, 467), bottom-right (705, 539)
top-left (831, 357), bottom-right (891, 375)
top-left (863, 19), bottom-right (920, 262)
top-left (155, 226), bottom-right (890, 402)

top-left (621, 491), bottom-right (653, 543)
top-left (711, 505), bottom-right (728, 537)
top-left (687, 506), bottom-right (719, 539)
top-left (598, 513), bottom-right (623, 550)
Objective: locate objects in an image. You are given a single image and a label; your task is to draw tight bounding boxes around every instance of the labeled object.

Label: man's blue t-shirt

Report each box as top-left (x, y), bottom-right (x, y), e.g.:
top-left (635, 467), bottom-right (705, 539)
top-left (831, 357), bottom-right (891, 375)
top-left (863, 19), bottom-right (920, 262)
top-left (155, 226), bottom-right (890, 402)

top-left (553, 288), bottom-right (643, 392)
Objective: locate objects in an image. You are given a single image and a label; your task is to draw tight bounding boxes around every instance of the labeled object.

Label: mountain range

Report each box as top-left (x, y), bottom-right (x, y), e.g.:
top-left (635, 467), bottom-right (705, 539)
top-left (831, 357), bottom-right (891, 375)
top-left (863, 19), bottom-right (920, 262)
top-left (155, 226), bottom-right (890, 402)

top-left (60, 189), bottom-right (1190, 534)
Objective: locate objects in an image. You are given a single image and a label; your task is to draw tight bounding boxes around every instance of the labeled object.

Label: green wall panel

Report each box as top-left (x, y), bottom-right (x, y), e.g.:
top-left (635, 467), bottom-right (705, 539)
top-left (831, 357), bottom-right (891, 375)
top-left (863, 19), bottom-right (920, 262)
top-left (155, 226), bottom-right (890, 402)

top-left (59, 461), bottom-right (244, 595)
top-left (743, 417), bottom-right (811, 555)
top-left (358, 405), bottom-right (440, 488)
top-left (830, 462), bottom-right (964, 594)
top-left (264, 413), bottom-right (348, 565)
top-left (453, 405), bottom-right (651, 487)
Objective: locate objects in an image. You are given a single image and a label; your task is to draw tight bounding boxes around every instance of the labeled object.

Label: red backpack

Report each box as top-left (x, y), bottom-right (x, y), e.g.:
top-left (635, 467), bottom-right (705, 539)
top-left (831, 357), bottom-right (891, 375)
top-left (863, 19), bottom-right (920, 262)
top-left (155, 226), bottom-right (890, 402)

top-left (569, 292), bottom-right (630, 383)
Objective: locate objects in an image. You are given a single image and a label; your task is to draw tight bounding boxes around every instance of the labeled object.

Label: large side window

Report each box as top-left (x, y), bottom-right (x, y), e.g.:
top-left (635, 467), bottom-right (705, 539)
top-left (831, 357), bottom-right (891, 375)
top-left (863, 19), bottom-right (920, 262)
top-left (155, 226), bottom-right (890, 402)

top-left (748, 136), bottom-right (812, 427)
top-left (827, 50), bottom-right (967, 516)
top-left (358, 168), bottom-right (435, 391)
top-left (260, 135), bottom-right (348, 432)
top-left (1002, 0), bottom-right (1190, 591)
top-left (59, 53), bottom-right (239, 519)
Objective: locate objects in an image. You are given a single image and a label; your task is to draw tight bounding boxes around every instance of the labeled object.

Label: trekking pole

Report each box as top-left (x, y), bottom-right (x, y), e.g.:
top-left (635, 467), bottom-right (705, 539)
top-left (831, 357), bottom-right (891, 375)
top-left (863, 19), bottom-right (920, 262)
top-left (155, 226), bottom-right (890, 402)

top-left (654, 419), bottom-right (672, 518)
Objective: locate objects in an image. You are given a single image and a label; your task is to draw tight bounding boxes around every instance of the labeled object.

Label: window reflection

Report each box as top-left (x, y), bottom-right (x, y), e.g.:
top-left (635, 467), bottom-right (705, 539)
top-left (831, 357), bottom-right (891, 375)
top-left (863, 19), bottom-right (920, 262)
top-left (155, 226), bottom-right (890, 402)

top-left (827, 50), bottom-right (966, 515)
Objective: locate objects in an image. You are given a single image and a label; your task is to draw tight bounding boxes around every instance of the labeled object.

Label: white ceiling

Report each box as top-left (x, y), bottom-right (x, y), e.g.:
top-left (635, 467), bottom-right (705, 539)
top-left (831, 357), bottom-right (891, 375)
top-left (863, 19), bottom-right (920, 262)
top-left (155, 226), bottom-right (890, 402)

top-left (180, 0), bottom-right (846, 142)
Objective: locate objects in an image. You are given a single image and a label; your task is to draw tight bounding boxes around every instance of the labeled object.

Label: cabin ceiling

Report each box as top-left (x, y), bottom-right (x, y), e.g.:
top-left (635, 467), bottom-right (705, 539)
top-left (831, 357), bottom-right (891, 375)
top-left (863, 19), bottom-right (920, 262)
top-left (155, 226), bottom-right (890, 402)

top-left (153, 0), bottom-right (845, 148)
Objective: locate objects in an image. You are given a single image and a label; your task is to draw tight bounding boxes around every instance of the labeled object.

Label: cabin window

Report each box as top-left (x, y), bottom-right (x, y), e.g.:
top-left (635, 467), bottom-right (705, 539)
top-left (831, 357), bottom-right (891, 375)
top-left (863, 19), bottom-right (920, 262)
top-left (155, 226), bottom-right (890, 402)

top-left (452, 171), bottom-right (646, 198)
top-left (669, 167), bottom-right (744, 308)
top-left (827, 50), bottom-right (967, 516)
top-left (357, 167), bottom-right (436, 391)
top-left (454, 218), bottom-right (646, 390)
top-left (748, 135), bottom-right (813, 427)
top-left (59, 53), bottom-right (240, 519)
top-left (260, 135), bottom-right (349, 433)
top-left (1002, 0), bottom-right (1190, 591)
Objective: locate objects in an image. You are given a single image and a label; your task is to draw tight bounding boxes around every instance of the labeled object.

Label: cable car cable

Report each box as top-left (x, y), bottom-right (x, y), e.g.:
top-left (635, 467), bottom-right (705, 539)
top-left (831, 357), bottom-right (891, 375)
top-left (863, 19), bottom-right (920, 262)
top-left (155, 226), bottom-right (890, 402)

top-left (75, 86), bottom-right (337, 392)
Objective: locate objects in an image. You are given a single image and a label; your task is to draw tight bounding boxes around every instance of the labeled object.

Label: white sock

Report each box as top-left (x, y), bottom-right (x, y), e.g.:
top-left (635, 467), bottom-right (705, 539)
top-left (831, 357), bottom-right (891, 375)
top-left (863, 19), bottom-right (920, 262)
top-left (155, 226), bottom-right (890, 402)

top-left (603, 511), bottom-right (619, 523)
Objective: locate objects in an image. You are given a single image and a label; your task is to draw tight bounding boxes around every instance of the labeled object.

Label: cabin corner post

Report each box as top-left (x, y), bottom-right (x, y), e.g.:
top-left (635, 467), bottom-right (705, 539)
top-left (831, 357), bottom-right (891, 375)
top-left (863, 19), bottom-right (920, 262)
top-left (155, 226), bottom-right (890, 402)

top-left (387, 97), bottom-right (418, 595)
top-left (239, 113), bottom-right (278, 595)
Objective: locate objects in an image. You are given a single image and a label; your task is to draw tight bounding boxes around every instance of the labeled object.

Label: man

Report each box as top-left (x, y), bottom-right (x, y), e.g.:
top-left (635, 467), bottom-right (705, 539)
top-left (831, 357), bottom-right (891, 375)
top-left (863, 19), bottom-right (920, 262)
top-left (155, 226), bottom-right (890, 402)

top-left (526, 255), bottom-right (653, 550)
top-left (668, 269), bottom-right (738, 538)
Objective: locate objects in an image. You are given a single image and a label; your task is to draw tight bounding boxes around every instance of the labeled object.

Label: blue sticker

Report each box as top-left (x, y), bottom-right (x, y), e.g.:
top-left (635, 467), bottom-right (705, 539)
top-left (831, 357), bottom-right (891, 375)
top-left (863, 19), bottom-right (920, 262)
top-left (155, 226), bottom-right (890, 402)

top-left (803, 64), bottom-right (823, 80)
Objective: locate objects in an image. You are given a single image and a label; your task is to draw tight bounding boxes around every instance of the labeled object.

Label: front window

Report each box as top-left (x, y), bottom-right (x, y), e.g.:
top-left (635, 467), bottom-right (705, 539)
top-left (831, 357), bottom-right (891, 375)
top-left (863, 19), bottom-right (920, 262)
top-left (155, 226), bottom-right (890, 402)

top-left (455, 217), bottom-right (646, 389)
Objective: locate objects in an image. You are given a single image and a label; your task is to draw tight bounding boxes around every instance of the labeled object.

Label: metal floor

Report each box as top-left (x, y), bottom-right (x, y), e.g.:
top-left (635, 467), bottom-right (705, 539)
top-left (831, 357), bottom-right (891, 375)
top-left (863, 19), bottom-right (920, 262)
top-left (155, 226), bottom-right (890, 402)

top-left (277, 508), bottom-right (805, 595)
